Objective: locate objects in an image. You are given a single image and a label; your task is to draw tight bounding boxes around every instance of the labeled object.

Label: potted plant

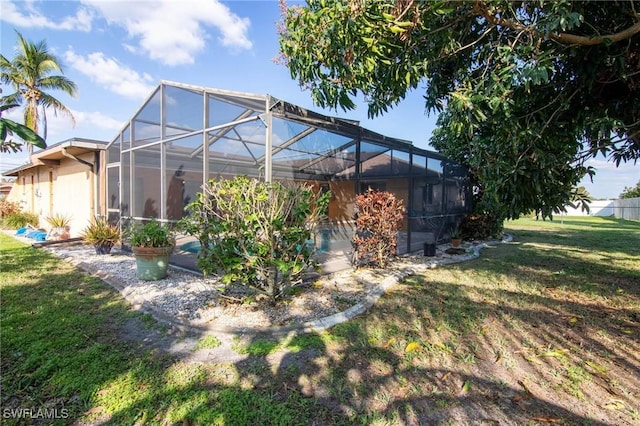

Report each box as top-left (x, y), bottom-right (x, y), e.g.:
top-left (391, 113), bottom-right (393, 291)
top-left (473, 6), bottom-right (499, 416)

top-left (80, 217), bottom-right (120, 254)
top-left (128, 218), bottom-right (175, 281)
top-left (46, 213), bottom-right (71, 240)
top-left (449, 227), bottom-right (463, 248)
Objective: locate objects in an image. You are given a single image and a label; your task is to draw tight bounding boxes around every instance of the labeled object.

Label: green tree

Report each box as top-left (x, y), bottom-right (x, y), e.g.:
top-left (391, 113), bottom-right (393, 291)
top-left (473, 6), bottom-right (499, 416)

top-left (278, 0), bottom-right (640, 219)
top-left (620, 181), bottom-right (640, 199)
top-left (0, 101), bottom-right (46, 153)
top-left (569, 185), bottom-right (592, 213)
top-left (1, 31), bottom-right (77, 153)
top-left (180, 176), bottom-right (330, 303)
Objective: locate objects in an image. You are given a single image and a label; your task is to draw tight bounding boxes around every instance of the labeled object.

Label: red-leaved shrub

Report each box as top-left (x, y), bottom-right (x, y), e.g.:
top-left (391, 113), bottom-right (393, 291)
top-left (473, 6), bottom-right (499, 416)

top-left (352, 189), bottom-right (405, 268)
top-left (0, 200), bottom-right (20, 218)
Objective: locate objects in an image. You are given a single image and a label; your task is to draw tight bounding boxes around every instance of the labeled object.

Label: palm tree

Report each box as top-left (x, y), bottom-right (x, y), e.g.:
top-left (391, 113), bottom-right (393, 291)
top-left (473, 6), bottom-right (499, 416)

top-left (0, 31), bottom-right (77, 154)
top-left (0, 102), bottom-right (46, 153)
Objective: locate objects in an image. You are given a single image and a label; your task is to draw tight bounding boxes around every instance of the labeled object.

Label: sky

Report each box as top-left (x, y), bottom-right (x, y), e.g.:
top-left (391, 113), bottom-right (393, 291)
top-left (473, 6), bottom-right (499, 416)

top-left (0, 0), bottom-right (638, 199)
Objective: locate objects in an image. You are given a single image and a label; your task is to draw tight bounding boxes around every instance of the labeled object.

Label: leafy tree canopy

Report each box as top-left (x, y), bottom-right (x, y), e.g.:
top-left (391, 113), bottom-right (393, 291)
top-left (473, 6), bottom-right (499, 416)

top-left (278, 0), bottom-right (640, 219)
top-left (620, 181), bottom-right (640, 198)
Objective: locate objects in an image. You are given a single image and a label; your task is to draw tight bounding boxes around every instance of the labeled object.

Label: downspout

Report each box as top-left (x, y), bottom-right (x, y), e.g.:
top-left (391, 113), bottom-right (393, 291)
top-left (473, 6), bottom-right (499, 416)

top-left (61, 148), bottom-right (96, 218)
top-left (94, 151), bottom-right (101, 218)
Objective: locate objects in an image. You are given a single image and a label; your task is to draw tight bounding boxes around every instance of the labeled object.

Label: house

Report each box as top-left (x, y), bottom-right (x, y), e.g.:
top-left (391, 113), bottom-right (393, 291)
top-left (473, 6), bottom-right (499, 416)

top-left (3, 81), bottom-right (471, 272)
top-left (106, 81), bottom-right (471, 268)
top-left (3, 138), bottom-right (107, 237)
top-left (0, 181), bottom-right (13, 199)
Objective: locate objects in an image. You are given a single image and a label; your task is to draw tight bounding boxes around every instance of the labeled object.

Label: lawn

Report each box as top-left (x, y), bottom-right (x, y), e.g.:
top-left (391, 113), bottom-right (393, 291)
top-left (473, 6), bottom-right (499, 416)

top-left (1, 216), bottom-right (639, 425)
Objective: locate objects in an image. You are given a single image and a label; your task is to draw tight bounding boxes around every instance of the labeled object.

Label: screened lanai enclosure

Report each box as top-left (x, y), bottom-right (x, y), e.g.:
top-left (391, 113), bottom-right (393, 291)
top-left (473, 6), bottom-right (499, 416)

top-left (106, 81), bottom-right (471, 272)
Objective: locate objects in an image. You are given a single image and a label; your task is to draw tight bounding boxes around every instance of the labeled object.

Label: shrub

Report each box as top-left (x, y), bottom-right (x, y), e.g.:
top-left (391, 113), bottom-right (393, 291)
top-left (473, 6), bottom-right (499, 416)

top-left (4, 211), bottom-right (39, 229)
top-left (45, 213), bottom-right (71, 228)
top-left (81, 217), bottom-right (120, 245)
top-left (619, 181), bottom-right (640, 199)
top-left (459, 196), bottom-right (505, 240)
top-left (352, 189), bottom-right (405, 268)
top-left (128, 218), bottom-right (174, 248)
top-left (0, 200), bottom-right (20, 218)
top-left (180, 176), bottom-right (330, 303)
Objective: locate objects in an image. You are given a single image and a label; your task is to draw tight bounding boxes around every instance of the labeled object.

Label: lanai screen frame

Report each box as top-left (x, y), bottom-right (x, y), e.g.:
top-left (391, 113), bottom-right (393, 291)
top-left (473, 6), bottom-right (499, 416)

top-left (105, 81), bottom-right (471, 255)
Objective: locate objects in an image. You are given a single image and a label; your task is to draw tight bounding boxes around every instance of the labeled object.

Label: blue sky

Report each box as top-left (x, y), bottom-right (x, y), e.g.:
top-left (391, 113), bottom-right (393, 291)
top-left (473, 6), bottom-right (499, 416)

top-left (1, 0), bottom-right (637, 199)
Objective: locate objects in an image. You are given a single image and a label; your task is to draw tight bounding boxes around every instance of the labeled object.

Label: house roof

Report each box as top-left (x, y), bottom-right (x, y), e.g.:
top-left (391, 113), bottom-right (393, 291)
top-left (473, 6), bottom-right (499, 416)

top-left (105, 80), bottom-right (452, 181)
top-left (0, 181), bottom-right (13, 193)
top-left (2, 138), bottom-right (107, 177)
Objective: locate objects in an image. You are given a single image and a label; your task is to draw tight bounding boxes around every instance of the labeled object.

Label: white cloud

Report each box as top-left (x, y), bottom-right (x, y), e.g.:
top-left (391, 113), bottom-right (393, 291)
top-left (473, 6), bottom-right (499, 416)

top-left (72, 109), bottom-right (122, 131)
top-left (2, 106), bottom-right (22, 121)
top-left (42, 110), bottom-right (78, 140)
top-left (0, 106), bottom-right (76, 141)
top-left (0, 152), bottom-right (30, 174)
top-left (64, 49), bottom-right (155, 99)
top-left (0, 107), bottom-right (123, 174)
top-left (2, 93), bottom-right (120, 133)
top-left (81, 0), bottom-right (252, 66)
top-left (0, 0), bottom-right (93, 31)
top-left (122, 43), bottom-right (138, 54)
top-left (43, 108), bottom-right (122, 142)
top-left (584, 158), bottom-right (619, 170)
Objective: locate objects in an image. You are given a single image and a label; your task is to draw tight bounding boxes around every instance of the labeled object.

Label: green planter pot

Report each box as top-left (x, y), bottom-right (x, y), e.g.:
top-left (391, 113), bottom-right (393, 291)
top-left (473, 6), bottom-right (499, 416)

top-left (132, 245), bottom-right (174, 280)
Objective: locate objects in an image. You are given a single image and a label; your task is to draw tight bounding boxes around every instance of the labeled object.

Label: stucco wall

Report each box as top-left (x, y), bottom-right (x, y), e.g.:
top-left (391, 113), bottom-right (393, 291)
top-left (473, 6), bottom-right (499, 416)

top-left (54, 155), bottom-right (95, 237)
top-left (6, 152), bottom-right (99, 237)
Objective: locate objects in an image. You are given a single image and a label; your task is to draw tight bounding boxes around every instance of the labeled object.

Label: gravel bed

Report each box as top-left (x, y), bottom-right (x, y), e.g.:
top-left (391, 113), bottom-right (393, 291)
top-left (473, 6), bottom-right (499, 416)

top-left (8, 232), bottom-right (498, 330)
top-left (33, 240), bottom-right (385, 329)
top-left (43, 243), bottom-right (223, 322)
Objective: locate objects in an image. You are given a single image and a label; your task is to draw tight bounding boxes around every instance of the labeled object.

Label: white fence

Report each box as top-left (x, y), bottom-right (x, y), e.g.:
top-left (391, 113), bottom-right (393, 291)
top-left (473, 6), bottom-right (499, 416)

top-left (613, 198), bottom-right (640, 220)
top-left (563, 198), bottom-right (640, 220)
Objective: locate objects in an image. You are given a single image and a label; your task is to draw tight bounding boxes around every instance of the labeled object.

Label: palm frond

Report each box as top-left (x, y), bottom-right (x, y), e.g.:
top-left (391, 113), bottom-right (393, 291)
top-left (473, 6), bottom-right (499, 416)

top-left (39, 76), bottom-right (77, 96)
top-left (39, 93), bottom-right (76, 126)
top-left (2, 30), bottom-right (77, 144)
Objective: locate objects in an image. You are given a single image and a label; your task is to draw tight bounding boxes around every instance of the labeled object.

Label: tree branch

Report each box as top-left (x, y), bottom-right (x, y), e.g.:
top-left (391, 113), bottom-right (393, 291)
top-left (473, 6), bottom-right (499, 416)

top-left (474, 0), bottom-right (640, 46)
top-left (539, 87), bottom-right (580, 135)
top-left (450, 25), bottom-right (494, 56)
top-left (550, 20), bottom-right (640, 45)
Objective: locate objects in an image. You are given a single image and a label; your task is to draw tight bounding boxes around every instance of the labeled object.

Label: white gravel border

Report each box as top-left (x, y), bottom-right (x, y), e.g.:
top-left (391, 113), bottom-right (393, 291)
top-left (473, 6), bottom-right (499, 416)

top-left (5, 230), bottom-right (511, 336)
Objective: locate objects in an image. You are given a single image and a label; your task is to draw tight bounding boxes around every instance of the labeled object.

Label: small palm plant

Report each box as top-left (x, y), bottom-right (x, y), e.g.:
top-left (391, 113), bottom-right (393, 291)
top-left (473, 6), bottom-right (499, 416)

top-left (45, 213), bottom-right (71, 240)
top-left (81, 217), bottom-right (120, 254)
top-left (45, 213), bottom-right (71, 228)
top-left (449, 226), bottom-right (463, 247)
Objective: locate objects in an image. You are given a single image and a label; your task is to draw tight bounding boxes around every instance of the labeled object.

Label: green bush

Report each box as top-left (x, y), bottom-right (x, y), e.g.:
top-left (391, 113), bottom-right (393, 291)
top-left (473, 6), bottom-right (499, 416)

top-left (180, 176), bottom-right (330, 303)
top-left (128, 218), bottom-right (174, 248)
top-left (352, 189), bottom-right (406, 268)
top-left (4, 211), bottom-right (39, 229)
top-left (459, 196), bottom-right (505, 240)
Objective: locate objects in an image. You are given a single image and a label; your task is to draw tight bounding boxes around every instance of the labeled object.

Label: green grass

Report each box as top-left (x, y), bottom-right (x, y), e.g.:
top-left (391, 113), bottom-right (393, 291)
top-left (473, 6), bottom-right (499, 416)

top-left (193, 335), bottom-right (222, 351)
top-left (1, 216), bottom-right (639, 425)
top-left (231, 332), bottom-right (327, 356)
top-left (232, 337), bottom-right (281, 356)
top-left (0, 235), bottom-right (329, 425)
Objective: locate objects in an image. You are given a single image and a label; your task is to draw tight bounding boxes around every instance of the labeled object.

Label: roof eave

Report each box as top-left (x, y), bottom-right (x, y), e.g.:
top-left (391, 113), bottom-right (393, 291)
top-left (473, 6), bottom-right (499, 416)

top-left (1, 138), bottom-right (107, 176)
